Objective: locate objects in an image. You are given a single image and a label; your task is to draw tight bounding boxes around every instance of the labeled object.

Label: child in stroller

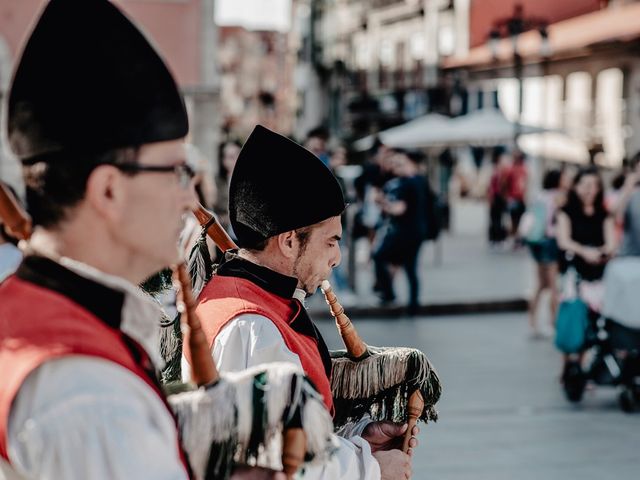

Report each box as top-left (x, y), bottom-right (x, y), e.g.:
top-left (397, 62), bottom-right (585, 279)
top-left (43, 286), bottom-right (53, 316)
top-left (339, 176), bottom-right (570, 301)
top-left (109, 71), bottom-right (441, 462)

top-left (561, 257), bottom-right (640, 411)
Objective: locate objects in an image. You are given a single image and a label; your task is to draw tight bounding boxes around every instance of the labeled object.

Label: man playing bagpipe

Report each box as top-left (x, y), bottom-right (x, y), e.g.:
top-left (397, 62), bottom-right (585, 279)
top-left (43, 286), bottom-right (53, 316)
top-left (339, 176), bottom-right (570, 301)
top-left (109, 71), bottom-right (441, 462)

top-left (0, 2), bottom-right (337, 479)
top-left (186, 126), bottom-right (418, 480)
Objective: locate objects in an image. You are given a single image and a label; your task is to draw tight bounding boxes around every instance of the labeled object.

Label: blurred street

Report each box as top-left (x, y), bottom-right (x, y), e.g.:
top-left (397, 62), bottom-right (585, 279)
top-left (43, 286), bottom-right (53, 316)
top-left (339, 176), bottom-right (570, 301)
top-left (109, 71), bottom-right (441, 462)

top-left (309, 199), bottom-right (534, 317)
top-left (317, 312), bottom-right (640, 480)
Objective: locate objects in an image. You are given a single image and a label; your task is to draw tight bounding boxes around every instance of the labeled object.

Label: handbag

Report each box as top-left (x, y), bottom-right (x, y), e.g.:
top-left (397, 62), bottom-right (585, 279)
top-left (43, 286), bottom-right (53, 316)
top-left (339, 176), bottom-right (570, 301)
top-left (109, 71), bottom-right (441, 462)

top-left (518, 199), bottom-right (547, 244)
top-left (555, 268), bottom-right (589, 354)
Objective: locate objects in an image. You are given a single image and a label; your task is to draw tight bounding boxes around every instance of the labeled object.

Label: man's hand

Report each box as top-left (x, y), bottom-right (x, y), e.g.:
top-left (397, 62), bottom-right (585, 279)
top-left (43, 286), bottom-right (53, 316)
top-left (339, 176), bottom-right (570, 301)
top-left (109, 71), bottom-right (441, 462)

top-left (230, 466), bottom-right (286, 480)
top-left (362, 421), bottom-right (420, 454)
top-left (373, 450), bottom-right (412, 480)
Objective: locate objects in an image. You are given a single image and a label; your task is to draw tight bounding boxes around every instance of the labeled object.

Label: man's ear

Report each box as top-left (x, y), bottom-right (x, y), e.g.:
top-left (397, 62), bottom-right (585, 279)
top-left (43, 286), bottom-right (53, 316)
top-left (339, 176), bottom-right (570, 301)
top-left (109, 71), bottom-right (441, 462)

top-left (275, 230), bottom-right (298, 259)
top-left (84, 165), bottom-right (127, 222)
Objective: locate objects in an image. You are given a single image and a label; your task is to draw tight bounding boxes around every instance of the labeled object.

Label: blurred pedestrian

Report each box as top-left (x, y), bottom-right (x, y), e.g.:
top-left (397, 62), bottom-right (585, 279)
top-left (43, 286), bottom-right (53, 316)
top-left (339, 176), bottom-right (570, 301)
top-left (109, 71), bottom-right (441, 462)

top-left (488, 150), bottom-right (509, 247)
top-left (557, 167), bottom-right (616, 285)
top-left (522, 169), bottom-right (564, 338)
top-left (505, 150), bottom-right (528, 245)
top-left (614, 154), bottom-right (640, 257)
top-left (304, 126), bottom-right (330, 168)
top-left (353, 139), bottom-right (394, 246)
top-left (372, 149), bottom-right (428, 315)
top-left (556, 167), bottom-right (617, 380)
top-left (328, 145), bottom-right (356, 301)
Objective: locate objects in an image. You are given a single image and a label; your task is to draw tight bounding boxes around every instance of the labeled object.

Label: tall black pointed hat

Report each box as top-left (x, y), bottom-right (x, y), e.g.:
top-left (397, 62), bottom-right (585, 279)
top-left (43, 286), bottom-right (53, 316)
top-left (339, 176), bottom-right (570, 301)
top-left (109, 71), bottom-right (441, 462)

top-left (7, 0), bottom-right (188, 162)
top-left (229, 125), bottom-right (346, 247)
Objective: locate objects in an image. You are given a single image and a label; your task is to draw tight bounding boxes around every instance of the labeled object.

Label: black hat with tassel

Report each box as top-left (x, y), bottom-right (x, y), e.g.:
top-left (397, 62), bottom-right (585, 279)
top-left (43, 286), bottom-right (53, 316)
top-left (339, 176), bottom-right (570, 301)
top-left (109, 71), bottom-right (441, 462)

top-left (7, 0), bottom-right (188, 163)
top-left (229, 125), bottom-right (346, 248)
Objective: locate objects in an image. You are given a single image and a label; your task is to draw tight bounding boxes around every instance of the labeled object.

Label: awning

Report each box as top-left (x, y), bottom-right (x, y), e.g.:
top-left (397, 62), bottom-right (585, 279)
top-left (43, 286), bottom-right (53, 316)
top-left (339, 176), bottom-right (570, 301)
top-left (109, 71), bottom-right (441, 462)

top-left (444, 109), bottom-right (546, 147)
top-left (353, 108), bottom-right (547, 150)
top-left (353, 113), bottom-right (452, 151)
top-left (444, 3), bottom-right (640, 70)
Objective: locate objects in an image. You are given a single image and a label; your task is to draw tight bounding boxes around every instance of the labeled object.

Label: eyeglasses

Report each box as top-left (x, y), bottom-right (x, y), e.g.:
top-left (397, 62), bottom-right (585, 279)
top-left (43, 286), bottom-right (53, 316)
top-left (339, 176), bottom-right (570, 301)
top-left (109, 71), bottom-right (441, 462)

top-left (115, 163), bottom-right (196, 189)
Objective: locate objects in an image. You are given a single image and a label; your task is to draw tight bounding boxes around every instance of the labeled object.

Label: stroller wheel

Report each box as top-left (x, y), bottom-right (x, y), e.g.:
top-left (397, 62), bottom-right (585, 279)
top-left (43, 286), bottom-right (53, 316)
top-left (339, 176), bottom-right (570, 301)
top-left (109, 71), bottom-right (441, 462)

top-left (563, 360), bottom-right (586, 403)
top-left (619, 388), bottom-right (639, 413)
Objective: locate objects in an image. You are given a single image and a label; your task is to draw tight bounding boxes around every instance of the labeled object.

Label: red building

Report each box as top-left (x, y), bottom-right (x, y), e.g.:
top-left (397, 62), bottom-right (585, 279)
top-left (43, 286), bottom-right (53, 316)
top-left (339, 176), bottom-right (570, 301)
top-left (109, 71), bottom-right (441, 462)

top-left (469, 0), bottom-right (602, 48)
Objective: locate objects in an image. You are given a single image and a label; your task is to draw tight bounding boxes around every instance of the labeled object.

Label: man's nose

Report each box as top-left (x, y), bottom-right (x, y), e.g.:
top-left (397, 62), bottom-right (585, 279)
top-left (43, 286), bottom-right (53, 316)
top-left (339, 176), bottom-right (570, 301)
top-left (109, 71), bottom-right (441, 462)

top-left (331, 248), bottom-right (342, 269)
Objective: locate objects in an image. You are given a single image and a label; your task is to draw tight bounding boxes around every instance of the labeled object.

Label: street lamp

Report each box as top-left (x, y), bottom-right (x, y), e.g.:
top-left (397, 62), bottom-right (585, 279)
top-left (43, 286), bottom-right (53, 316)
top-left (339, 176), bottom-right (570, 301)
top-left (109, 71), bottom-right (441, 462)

top-left (487, 4), bottom-right (549, 145)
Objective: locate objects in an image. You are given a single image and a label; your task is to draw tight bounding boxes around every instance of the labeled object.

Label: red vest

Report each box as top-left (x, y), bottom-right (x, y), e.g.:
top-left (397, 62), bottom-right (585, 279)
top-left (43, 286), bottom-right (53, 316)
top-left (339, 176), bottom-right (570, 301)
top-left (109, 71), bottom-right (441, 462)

top-left (0, 275), bottom-right (191, 476)
top-left (192, 275), bottom-right (334, 413)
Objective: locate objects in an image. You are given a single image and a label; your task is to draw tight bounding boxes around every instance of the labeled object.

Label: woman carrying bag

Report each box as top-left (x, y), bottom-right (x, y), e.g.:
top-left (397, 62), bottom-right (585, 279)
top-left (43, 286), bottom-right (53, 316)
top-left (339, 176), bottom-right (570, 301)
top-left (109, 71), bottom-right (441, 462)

top-left (555, 167), bottom-right (617, 388)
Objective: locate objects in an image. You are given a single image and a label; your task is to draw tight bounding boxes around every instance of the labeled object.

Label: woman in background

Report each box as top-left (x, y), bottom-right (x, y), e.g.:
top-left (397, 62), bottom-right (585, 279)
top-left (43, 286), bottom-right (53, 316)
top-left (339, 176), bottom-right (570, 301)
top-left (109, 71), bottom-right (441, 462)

top-left (526, 169), bottom-right (564, 338)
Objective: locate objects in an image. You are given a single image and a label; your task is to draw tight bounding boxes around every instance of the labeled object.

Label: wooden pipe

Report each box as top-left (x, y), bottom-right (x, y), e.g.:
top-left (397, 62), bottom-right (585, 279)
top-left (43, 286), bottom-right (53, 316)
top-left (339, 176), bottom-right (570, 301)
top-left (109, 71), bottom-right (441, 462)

top-left (281, 428), bottom-right (306, 480)
top-left (173, 263), bottom-right (219, 387)
top-left (0, 183), bottom-right (32, 240)
top-left (320, 280), bottom-right (368, 359)
top-left (192, 203), bottom-right (237, 251)
top-left (323, 279), bottom-right (425, 454)
top-left (401, 390), bottom-right (424, 454)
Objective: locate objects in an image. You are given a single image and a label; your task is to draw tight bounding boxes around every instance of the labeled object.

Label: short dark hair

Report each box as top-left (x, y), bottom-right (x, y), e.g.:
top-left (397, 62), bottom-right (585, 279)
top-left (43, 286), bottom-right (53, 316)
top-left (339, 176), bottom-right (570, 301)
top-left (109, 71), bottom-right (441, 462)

top-left (243, 224), bottom-right (313, 253)
top-left (22, 147), bottom-right (139, 228)
top-left (542, 169), bottom-right (561, 190)
top-left (306, 126), bottom-right (329, 141)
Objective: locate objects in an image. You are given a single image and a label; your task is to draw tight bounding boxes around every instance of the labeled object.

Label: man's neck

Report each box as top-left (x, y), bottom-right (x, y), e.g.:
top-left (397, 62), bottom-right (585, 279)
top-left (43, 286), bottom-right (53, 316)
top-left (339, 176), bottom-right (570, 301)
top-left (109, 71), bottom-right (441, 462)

top-left (28, 225), bottom-right (145, 285)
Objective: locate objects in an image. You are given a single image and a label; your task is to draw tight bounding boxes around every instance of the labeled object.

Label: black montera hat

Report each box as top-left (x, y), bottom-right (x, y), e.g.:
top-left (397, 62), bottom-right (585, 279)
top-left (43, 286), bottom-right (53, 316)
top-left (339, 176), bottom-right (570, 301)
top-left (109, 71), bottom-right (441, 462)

top-left (7, 0), bottom-right (188, 162)
top-left (229, 125), bottom-right (346, 247)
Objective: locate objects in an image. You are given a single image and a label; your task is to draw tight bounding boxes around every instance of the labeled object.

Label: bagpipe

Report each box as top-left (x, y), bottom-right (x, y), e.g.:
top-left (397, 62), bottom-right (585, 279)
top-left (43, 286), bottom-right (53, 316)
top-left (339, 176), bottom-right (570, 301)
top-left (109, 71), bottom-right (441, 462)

top-left (0, 184), bottom-right (336, 480)
top-left (189, 203), bottom-right (442, 453)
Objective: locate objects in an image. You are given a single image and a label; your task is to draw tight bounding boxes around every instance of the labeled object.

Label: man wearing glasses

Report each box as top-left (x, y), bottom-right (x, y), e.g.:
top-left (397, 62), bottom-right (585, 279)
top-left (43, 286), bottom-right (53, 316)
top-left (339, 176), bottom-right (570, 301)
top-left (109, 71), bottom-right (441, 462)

top-left (0, 1), bottom-right (282, 479)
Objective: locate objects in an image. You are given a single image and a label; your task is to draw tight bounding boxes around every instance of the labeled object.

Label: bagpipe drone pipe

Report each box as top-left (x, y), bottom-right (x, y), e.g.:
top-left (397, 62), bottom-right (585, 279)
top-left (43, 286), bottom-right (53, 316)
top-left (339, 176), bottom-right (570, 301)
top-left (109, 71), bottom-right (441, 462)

top-left (188, 203), bottom-right (442, 453)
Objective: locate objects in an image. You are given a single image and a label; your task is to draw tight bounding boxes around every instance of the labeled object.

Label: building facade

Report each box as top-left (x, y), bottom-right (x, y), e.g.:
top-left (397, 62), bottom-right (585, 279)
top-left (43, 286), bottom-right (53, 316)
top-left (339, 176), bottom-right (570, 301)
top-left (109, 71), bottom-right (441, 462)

top-left (304, 0), bottom-right (470, 142)
top-left (0, 0), bottom-right (219, 190)
top-left (444, 0), bottom-right (640, 167)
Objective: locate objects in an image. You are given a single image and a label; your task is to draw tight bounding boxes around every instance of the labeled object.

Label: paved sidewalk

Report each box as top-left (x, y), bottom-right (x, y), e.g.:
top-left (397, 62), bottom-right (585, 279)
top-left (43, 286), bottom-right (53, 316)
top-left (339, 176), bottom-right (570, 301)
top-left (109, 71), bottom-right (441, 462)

top-left (308, 199), bottom-right (534, 317)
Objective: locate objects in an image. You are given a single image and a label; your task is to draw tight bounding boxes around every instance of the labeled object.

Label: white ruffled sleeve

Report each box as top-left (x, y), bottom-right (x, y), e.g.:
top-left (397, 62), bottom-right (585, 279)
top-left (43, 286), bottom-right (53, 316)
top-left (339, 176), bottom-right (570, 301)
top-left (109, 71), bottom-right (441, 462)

top-left (7, 357), bottom-right (189, 480)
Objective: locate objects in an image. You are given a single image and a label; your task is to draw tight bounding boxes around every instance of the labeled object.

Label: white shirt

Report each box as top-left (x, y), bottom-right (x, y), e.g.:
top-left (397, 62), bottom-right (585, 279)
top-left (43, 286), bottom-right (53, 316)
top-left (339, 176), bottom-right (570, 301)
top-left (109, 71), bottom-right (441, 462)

top-left (2, 358), bottom-right (188, 480)
top-left (1, 258), bottom-right (189, 480)
top-left (182, 289), bottom-right (381, 480)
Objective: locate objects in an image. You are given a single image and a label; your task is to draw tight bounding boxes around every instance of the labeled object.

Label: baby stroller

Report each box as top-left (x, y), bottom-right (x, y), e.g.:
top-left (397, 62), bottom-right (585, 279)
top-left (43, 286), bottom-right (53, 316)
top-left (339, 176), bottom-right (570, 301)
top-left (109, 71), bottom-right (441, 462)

top-left (561, 257), bottom-right (640, 411)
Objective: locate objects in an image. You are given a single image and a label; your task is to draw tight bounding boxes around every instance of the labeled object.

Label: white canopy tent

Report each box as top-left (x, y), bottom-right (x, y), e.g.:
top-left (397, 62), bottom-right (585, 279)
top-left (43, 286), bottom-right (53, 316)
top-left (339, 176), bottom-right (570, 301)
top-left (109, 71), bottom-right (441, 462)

top-left (445, 109), bottom-right (547, 147)
top-left (352, 109), bottom-right (548, 151)
top-left (353, 113), bottom-right (452, 151)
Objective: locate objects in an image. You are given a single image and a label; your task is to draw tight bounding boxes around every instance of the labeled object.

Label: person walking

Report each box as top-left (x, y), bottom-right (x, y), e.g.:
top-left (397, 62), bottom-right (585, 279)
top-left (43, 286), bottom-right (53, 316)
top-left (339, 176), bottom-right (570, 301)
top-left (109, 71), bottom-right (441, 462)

top-left (371, 149), bottom-right (428, 315)
top-left (523, 169), bottom-right (564, 338)
top-left (614, 155), bottom-right (640, 257)
top-left (505, 151), bottom-right (528, 244)
top-left (488, 150), bottom-right (509, 247)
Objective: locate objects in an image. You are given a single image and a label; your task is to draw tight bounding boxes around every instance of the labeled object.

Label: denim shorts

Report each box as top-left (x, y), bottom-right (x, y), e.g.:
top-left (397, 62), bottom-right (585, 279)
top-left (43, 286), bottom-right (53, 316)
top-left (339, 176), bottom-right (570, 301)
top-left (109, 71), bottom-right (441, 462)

top-left (528, 237), bottom-right (559, 264)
